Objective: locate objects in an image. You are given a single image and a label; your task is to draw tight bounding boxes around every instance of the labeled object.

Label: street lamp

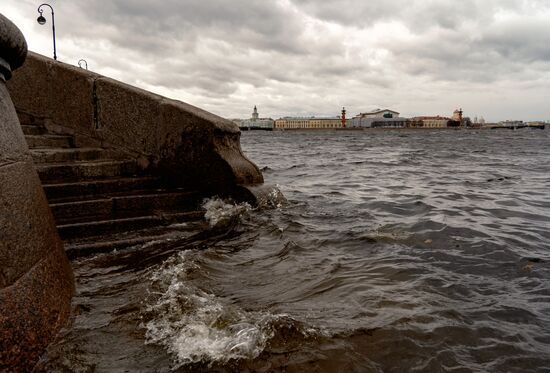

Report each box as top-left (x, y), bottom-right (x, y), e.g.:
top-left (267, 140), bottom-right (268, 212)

top-left (37, 3), bottom-right (57, 60)
top-left (78, 59), bottom-right (88, 70)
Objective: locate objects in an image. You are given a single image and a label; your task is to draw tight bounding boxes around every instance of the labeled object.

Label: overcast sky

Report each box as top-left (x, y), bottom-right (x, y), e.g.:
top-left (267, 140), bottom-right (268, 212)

top-left (3, 0), bottom-right (550, 121)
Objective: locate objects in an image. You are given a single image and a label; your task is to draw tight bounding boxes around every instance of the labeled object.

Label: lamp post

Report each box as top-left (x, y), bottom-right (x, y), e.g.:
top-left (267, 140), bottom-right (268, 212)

top-left (37, 3), bottom-right (57, 60)
top-left (78, 59), bottom-right (88, 70)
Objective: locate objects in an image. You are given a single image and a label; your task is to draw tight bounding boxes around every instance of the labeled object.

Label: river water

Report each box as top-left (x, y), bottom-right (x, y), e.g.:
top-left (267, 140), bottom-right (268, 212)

top-left (37, 129), bottom-right (550, 372)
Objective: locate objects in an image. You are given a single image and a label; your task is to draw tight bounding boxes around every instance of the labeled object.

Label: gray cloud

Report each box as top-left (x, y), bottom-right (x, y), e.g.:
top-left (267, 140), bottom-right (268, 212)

top-left (383, 12), bottom-right (550, 86)
top-left (3, 0), bottom-right (550, 121)
top-left (290, 0), bottom-right (549, 32)
top-left (479, 19), bottom-right (550, 62)
top-left (291, 0), bottom-right (487, 31)
top-left (64, 0), bottom-right (307, 54)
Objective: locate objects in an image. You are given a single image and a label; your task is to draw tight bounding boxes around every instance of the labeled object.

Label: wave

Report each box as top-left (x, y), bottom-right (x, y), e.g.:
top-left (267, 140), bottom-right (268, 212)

top-left (143, 250), bottom-right (272, 367)
top-left (142, 249), bottom-right (321, 369)
top-left (203, 198), bottom-right (251, 229)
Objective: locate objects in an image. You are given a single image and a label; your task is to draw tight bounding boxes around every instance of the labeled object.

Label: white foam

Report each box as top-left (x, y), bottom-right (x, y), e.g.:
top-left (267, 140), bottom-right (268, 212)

top-left (266, 185), bottom-right (286, 209)
top-left (143, 250), bottom-right (282, 368)
top-left (202, 198), bottom-right (251, 228)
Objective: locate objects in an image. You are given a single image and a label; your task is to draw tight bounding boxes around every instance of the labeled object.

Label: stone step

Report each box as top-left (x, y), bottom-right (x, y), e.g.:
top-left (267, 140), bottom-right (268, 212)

top-left (17, 111), bottom-right (45, 126)
top-left (50, 190), bottom-right (203, 224)
top-left (43, 176), bottom-right (163, 201)
top-left (25, 134), bottom-right (74, 149)
top-left (58, 211), bottom-right (205, 240)
top-left (36, 160), bottom-right (137, 183)
top-left (30, 147), bottom-right (106, 163)
top-left (21, 125), bottom-right (46, 136)
top-left (63, 214), bottom-right (206, 259)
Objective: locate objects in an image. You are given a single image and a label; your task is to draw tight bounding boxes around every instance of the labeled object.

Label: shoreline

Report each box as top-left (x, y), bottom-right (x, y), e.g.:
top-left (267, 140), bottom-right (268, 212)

top-left (268, 126), bottom-right (547, 132)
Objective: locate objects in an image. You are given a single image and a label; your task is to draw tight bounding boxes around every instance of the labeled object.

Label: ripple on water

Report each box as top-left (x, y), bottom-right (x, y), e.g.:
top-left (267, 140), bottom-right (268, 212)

top-left (37, 130), bottom-right (550, 372)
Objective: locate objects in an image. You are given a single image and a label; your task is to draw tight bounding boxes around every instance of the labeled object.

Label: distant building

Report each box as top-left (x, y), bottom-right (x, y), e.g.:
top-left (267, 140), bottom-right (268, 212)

top-left (411, 116), bottom-right (452, 128)
top-left (238, 106), bottom-right (274, 130)
top-left (357, 108), bottom-right (400, 119)
top-left (473, 116), bottom-right (486, 125)
top-left (371, 118), bottom-right (410, 128)
top-left (499, 120), bottom-right (523, 126)
top-left (452, 108), bottom-right (463, 123)
top-left (350, 116), bottom-right (409, 128)
top-left (349, 109), bottom-right (402, 128)
top-left (274, 116), bottom-right (342, 129)
top-left (229, 118), bottom-right (244, 127)
top-left (485, 120), bottom-right (536, 130)
top-left (527, 121), bottom-right (546, 129)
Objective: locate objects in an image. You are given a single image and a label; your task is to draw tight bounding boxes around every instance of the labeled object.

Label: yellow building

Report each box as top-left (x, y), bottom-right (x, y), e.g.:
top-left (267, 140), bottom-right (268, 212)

top-left (275, 117), bottom-right (342, 130)
top-left (412, 116), bottom-right (451, 128)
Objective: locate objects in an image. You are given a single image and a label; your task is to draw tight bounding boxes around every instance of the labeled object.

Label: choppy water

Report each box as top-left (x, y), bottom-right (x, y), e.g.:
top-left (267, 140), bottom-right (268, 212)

top-left (38, 129), bottom-right (550, 372)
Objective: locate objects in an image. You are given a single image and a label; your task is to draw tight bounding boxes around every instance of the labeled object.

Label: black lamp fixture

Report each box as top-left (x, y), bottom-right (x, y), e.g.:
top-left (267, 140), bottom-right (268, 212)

top-left (78, 59), bottom-right (88, 70)
top-left (37, 3), bottom-right (57, 60)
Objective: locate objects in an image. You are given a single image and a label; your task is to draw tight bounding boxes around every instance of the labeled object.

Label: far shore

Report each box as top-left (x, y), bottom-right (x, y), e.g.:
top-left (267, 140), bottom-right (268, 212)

top-left (267, 126), bottom-right (547, 132)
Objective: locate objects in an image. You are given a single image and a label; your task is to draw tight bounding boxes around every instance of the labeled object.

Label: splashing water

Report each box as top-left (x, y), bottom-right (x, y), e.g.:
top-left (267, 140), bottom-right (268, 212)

top-left (202, 198), bottom-right (251, 229)
top-left (143, 250), bottom-right (286, 368)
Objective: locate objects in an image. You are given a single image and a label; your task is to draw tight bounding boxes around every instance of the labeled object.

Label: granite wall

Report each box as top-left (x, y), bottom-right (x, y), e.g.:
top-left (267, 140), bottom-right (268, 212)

top-left (7, 52), bottom-right (264, 194)
top-left (0, 14), bottom-right (75, 371)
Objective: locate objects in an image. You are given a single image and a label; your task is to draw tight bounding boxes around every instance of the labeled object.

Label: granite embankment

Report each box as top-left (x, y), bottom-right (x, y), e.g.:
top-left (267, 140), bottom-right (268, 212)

top-left (6, 51), bottom-right (267, 257)
top-left (1, 12), bottom-right (265, 371)
top-left (0, 13), bottom-right (74, 370)
top-left (7, 51), bottom-right (264, 194)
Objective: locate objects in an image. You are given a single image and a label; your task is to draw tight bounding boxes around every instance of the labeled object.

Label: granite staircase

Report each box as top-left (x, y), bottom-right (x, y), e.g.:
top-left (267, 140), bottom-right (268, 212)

top-left (20, 115), bottom-right (207, 259)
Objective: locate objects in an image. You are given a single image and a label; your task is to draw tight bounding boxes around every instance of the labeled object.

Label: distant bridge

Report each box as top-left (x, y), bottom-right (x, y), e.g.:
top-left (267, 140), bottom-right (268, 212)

top-left (488, 123), bottom-right (547, 130)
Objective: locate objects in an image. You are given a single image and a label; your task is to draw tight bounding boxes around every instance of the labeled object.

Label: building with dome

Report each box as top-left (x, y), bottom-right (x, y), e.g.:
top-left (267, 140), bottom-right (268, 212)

top-left (237, 106), bottom-right (274, 130)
